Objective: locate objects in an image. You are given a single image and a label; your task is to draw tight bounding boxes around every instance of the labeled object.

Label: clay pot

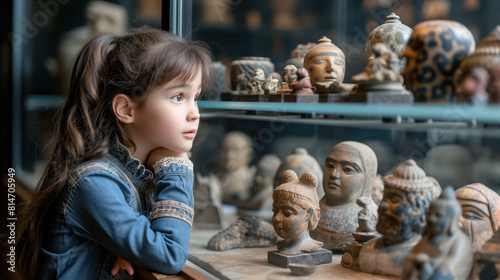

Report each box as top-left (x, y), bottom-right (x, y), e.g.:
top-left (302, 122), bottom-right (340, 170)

top-left (231, 57), bottom-right (275, 91)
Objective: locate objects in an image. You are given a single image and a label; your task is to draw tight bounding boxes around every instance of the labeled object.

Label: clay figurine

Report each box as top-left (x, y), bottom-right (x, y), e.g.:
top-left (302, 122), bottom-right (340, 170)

top-left (193, 172), bottom-right (224, 229)
top-left (402, 186), bottom-right (474, 280)
top-left (457, 66), bottom-right (490, 106)
top-left (284, 65), bottom-right (298, 86)
top-left (365, 13), bottom-right (413, 72)
top-left (456, 183), bottom-right (500, 252)
top-left (341, 196), bottom-right (380, 271)
top-left (246, 68), bottom-right (266, 94)
top-left (207, 216), bottom-right (277, 251)
top-left (401, 20), bottom-right (475, 103)
top-left (304, 36), bottom-right (355, 93)
top-left (359, 160), bottom-right (434, 277)
top-left (310, 141), bottom-right (378, 250)
top-left (262, 75), bottom-right (279, 93)
top-left (272, 170), bottom-right (322, 254)
top-left (290, 67), bottom-right (314, 95)
top-left (352, 43), bottom-right (400, 82)
top-left (215, 131), bottom-right (256, 205)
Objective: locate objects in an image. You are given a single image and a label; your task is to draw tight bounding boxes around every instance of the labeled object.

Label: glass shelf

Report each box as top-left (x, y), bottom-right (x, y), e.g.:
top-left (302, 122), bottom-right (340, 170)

top-left (198, 101), bottom-right (500, 125)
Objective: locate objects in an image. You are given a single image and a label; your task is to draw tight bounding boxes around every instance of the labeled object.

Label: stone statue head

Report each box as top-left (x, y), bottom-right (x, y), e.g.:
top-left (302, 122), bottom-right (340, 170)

top-left (272, 170), bottom-right (321, 254)
top-left (323, 141), bottom-right (377, 207)
top-left (456, 183), bottom-right (500, 251)
top-left (220, 131), bottom-right (253, 172)
top-left (378, 160), bottom-right (434, 245)
top-left (304, 36), bottom-right (346, 87)
top-left (425, 186), bottom-right (462, 238)
top-left (400, 20), bottom-right (475, 102)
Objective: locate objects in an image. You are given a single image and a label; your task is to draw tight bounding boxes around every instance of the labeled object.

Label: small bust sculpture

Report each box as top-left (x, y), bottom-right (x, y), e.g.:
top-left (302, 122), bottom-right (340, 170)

top-left (272, 170), bottom-right (322, 255)
top-left (456, 183), bottom-right (500, 252)
top-left (246, 68), bottom-right (266, 94)
top-left (284, 64), bottom-right (298, 86)
top-left (290, 67), bottom-right (314, 95)
top-left (310, 141), bottom-right (377, 250)
top-left (457, 66), bottom-right (490, 106)
top-left (400, 20), bottom-right (475, 103)
top-left (304, 36), bottom-right (354, 93)
top-left (352, 43), bottom-right (400, 82)
top-left (216, 131), bottom-right (256, 205)
top-left (359, 160), bottom-right (434, 277)
top-left (402, 187), bottom-right (474, 280)
top-left (262, 75), bottom-right (279, 93)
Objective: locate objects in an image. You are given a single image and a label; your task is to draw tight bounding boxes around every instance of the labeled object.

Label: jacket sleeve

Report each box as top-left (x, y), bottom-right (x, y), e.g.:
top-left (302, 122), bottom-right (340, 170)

top-left (64, 157), bottom-right (194, 275)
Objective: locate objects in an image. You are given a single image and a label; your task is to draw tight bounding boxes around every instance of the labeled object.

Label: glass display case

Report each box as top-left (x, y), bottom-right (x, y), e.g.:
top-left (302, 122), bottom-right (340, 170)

top-left (10, 0), bottom-right (500, 196)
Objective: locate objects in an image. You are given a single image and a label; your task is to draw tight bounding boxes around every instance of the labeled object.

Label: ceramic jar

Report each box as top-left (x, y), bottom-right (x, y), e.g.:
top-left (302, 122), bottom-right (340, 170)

top-left (231, 57), bottom-right (275, 91)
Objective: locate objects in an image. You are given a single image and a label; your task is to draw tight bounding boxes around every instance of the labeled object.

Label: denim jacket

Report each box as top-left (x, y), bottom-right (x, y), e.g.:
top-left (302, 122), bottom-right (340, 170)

top-left (39, 141), bottom-right (194, 279)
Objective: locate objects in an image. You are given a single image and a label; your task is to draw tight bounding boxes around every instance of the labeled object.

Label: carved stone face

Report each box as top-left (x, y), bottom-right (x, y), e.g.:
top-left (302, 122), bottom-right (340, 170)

top-left (304, 36), bottom-right (346, 86)
top-left (400, 20), bottom-right (475, 103)
top-left (220, 133), bottom-right (252, 172)
top-left (323, 145), bottom-right (365, 206)
top-left (272, 199), bottom-right (310, 240)
top-left (426, 203), bottom-right (449, 238)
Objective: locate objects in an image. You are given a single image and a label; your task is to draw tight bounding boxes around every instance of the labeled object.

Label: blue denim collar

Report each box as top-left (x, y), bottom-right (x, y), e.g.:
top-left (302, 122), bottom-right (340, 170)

top-left (108, 138), bottom-right (154, 186)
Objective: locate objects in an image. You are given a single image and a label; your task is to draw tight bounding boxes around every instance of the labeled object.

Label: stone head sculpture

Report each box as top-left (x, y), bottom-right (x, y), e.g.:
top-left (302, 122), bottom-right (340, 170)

top-left (378, 160), bottom-right (434, 245)
top-left (401, 20), bottom-right (475, 103)
top-left (323, 141), bottom-right (377, 207)
top-left (272, 170), bottom-right (322, 255)
top-left (456, 183), bottom-right (500, 251)
top-left (220, 131), bottom-right (253, 172)
top-left (402, 186), bottom-right (473, 280)
top-left (304, 36), bottom-right (346, 93)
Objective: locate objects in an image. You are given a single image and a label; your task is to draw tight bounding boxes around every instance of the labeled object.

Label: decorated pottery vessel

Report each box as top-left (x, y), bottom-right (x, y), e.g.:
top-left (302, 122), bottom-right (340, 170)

top-left (231, 57), bottom-right (275, 92)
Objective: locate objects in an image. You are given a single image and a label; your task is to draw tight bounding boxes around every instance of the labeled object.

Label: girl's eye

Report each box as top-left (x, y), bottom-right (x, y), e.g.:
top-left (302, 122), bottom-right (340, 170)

top-left (171, 94), bottom-right (183, 102)
top-left (194, 94), bottom-right (200, 102)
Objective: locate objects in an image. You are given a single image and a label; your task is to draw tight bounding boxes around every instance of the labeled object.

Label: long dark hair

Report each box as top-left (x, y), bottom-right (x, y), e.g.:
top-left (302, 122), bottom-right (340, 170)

top-left (16, 27), bottom-right (213, 280)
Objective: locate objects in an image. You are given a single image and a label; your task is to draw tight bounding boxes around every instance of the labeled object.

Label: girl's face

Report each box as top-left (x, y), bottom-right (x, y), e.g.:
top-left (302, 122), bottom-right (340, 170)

top-left (272, 198), bottom-right (310, 240)
top-left (130, 69), bottom-right (202, 155)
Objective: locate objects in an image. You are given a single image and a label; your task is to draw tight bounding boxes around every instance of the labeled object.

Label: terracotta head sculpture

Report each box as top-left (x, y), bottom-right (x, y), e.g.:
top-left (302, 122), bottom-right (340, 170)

top-left (401, 20), bottom-right (475, 103)
top-left (304, 36), bottom-right (346, 92)
top-left (220, 131), bottom-right (253, 172)
top-left (323, 141), bottom-right (377, 208)
top-left (378, 160), bottom-right (434, 245)
top-left (456, 183), bottom-right (500, 251)
top-left (272, 170), bottom-right (322, 255)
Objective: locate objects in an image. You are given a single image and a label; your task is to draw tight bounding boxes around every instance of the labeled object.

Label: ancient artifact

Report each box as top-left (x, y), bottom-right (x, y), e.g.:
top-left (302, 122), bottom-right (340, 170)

top-left (303, 36), bottom-right (355, 93)
top-left (238, 154), bottom-right (282, 219)
top-left (457, 66), bottom-right (490, 106)
top-left (268, 170), bottom-right (332, 268)
top-left (246, 69), bottom-right (266, 94)
top-left (400, 20), bottom-right (475, 103)
top-left (262, 75), bottom-right (280, 93)
top-left (458, 26), bottom-right (500, 102)
top-left (284, 65), bottom-right (298, 86)
top-left (215, 131), bottom-right (256, 205)
top-left (193, 173), bottom-right (224, 229)
top-left (289, 264), bottom-right (317, 276)
top-left (310, 141), bottom-right (377, 250)
top-left (359, 160), bottom-right (434, 277)
top-left (365, 13), bottom-right (412, 72)
top-left (469, 228), bottom-right (500, 280)
top-left (286, 42), bottom-right (317, 68)
top-left (402, 187), bottom-right (474, 280)
top-left (207, 216), bottom-right (277, 251)
top-left (353, 43), bottom-right (400, 83)
top-left (231, 57), bottom-right (275, 92)
top-left (273, 148), bottom-right (324, 199)
top-left (456, 183), bottom-right (500, 252)
top-left (341, 196), bottom-right (380, 271)
top-left (290, 67), bottom-right (314, 95)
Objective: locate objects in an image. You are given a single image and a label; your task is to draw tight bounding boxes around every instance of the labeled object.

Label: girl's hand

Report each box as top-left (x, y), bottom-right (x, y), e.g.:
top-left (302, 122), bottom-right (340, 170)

top-left (146, 148), bottom-right (189, 170)
top-left (111, 256), bottom-right (134, 276)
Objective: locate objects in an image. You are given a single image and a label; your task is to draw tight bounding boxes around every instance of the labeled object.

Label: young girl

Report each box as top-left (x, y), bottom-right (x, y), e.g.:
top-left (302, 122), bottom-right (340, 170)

top-left (17, 27), bottom-right (212, 279)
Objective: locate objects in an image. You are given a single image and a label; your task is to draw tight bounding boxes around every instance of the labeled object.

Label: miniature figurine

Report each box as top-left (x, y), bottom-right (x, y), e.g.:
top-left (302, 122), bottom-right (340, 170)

top-left (456, 183), bottom-right (500, 251)
top-left (193, 172), bottom-right (224, 229)
top-left (215, 131), bottom-right (256, 205)
top-left (400, 20), bottom-right (475, 103)
top-left (284, 65), bottom-right (298, 86)
top-left (262, 75), bottom-right (279, 93)
top-left (402, 187), bottom-right (474, 280)
top-left (290, 67), bottom-right (314, 95)
top-left (304, 36), bottom-right (355, 93)
top-left (238, 154), bottom-right (282, 219)
top-left (310, 141), bottom-right (378, 250)
top-left (272, 170), bottom-right (322, 255)
top-left (341, 196), bottom-right (380, 271)
top-left (359, 160), bottom-right (434, 277)
top-left (247, 68), bottom-right (266, 94)
top-left (353, 43), bottom-right (400, 82)
top-left (365, 13), bottom-right (412, 72)
top-left (207, 216), bottom-right (277, 251)
top-left (457, 66), bottom-right (490, 106)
